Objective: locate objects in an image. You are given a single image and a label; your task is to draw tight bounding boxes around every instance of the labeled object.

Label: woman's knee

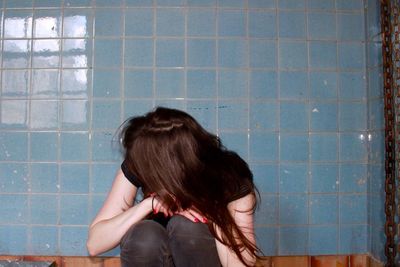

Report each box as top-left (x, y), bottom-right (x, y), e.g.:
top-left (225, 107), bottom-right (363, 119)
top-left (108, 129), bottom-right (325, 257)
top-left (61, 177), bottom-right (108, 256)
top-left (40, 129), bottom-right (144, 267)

top-left (167, 215), bottom-right (211, 238)
top-left (120, 220), bottom-right (168, 256)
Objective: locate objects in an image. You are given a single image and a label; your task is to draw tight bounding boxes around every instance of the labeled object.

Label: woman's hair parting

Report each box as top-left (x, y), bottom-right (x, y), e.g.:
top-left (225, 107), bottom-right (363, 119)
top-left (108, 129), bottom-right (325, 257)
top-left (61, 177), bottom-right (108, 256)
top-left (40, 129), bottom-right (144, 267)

top-left (120, 106), bottom-right (262, 266)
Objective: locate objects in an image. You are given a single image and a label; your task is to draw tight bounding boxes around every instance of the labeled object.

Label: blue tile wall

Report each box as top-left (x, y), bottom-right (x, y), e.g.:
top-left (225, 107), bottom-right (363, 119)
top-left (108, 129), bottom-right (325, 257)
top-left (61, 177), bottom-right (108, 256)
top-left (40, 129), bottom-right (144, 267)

top-left (0, 0), bottom-right (380, 259)
top-left (366, 0), bottom-right (385, 262)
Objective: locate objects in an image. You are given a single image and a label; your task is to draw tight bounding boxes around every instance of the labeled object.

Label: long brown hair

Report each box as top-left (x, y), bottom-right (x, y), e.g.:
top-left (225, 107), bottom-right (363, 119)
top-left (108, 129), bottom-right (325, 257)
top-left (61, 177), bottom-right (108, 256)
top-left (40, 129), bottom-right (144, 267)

top-left (120, 107), bottom-right (262, 266)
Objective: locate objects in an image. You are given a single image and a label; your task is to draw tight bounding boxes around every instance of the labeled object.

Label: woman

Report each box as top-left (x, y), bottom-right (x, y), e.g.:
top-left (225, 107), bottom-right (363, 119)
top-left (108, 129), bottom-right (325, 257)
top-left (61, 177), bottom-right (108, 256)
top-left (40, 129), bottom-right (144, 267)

top-left (87, 107), bottom-right (261, 267)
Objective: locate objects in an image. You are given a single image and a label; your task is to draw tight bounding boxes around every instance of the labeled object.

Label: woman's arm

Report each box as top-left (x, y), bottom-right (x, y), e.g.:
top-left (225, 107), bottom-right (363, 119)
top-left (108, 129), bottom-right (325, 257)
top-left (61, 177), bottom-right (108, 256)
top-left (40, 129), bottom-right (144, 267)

top-left (215, 193), bottom-right (257, 267)
top-left (87, 169), bottom-right (153, 256)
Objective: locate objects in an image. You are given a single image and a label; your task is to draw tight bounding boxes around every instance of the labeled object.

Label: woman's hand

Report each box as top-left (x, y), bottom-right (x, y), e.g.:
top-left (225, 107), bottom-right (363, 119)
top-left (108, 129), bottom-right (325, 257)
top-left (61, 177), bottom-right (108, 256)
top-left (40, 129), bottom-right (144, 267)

top-left (151, 195), bottom-right (174, 218)
top-left (175, 208), bottom-right (208, 223)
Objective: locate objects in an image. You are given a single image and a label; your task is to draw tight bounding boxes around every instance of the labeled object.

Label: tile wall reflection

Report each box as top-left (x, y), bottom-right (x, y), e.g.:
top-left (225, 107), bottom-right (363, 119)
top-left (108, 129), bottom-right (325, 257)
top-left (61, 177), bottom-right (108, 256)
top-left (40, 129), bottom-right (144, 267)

top-left (0, 0), bottom-right (382, 260)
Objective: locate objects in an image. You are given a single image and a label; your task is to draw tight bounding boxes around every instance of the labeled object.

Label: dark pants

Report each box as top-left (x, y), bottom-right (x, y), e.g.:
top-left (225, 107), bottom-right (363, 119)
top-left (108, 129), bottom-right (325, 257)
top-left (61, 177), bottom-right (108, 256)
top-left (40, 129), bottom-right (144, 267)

top-left (120, 215), bottom-right (222, 267)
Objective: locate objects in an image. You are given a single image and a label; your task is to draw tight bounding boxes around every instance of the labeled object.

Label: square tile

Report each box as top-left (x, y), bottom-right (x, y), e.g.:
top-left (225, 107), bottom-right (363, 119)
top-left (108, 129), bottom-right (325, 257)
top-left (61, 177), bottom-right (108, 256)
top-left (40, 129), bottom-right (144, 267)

top-left (155, 69), bottom-right (184, 98)
top-left (60, 195), bottom-right (89, 225)
top-left (3, 10), bottom-right (33, 38)
top-left (338, 13), bottom-right (364, 40)
top-left (218, 39), bottom-right (248, 68)
top-left (32, 69), bottom-right (60, 99)
top-left (249, 132), bottom-right (279, 162)
top-left (218, 9), bottom-right (246, 37)
top-left (279, 194), bottom-right (308, 225)
top-left (62, 100), bottom-right (89, 130)
top-left (0, 163), bottom-right (28, 193)
top-left (0, 132), bottom-right (28, 161)
top-left (61, 132), bottom-right (89, 161)
top-left (279, 41), bottom-right (307, 69)
top-left (63, 8), bottom-right (93, 37)
top-left (30, 132), bottom-right (58, 161)
top-left (0, 100), bottom-right (28, 129)
top-left (62, 38), bottom-right (92, 68)
top-left (308, 12), bottom-right (336, 40)
top-left (94, 8), bottom-right (123, 37)
top-left (340, 164), bottom-right (367, 193)
top-left (187, 70), bottom-right (216, 98)
top-left (92, 100), bottom-right (121, 129)
top-left (340, 133), bottom-right (368, 162)
top-left (336, 0), bottom-right (363, 10)
top-left (280, 71), bottom-right (308, 99)
top-left (156, 38), bottom-right (185, 67)
top-left (0, 226), bottom-right (27, 255)
top-left (30, 100), bottom-right (59, 129)
top-left (125, 38), bottom-right (154, 67)
top-left (32, 39), bottom-right (60, 68)
top-left (310, 194), bottom-right (338, 224)
top-left (310, 71), bottom-right (337, 99)
top-left (91, 164), bottom-right (118, 193)
top-left (309, 226), bottom-right (338, 255)
top-left (94, 39), bottom-right (122, 68)
top-left (280, 134), bottom-right (309, 162)
top-left (30, 163), bottom-right (59, 193)
top-left (61, 69), bottom-right (90, 99)
top-left (310, 133), bottom-right (338, 162)
top-left (279, 163), bottom-right (308, 193)
top-left (0, 195), bottom-right (28, 223)
top-left (125, 8), bottom-right (153, 36)
top-left (93, 69), bottom-right (121, 97)
top-left (309, 41), bottom-right (337, 70)
top-left (30, 226), bottom-right (58, 255)
top-left (218, 70), bottom-right (247, 98)
top-left (30, 194), bottom-right (58, 224)
top-left (187, 39), bottom-right (216, 67)
top-left (92, 131), bottom-right (121, 162)
top-left (250, 71), bottom-right (278, 99)
top-left (340, 194), bottom-right (367, 224)
top-left (3, 40), bottom-right (31, 68)
top-left (250, 40), bottom-right (277, 68)
top-left (280, 101), bottom-right (308, 131)
top-left (60, 163), bottom-right (89, 193)
top-left (338, 42), bottom-right (365, 70)
top-left (279, 226), bottom-right (308, 254)
top-left (217, 101), bottom-right (248, 130)
top-left (33, 9), bottom-right (62, 38)
top-left (124, 70), bottom-right (153, 98)
top-left (249, 11), bottom-right (276, 38)
top-left (339, 224), bottom-right (368, 254)
top-left (310, 102), bottom-right (338, 131)
top-left (156, 8), bottom-right (185, 36)
top-left (60, 226), bottom-right (88, 255)
top-left (279, 11), bottom-right (306, 39)
top-left (2, 70), bottom-right (30, 97)
top-left (187, 9), bottom-right (216, 36)
top-left (250, 101), bottom-right (278, 130)
top-left (311, 164), bottom-right (338, 193)
top-left (339, 102), bottom-right (367, 131)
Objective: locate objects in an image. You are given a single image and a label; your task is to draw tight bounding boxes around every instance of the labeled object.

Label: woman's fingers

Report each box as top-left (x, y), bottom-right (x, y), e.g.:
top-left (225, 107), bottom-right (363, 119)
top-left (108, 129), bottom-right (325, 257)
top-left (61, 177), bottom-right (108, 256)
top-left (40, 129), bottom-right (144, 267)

top-left (175, 209), bottom-right (208, 223)
top-left (175, 210), bottom-right (198, 222)
top-left (187, 208), bottom-right (208, 223)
